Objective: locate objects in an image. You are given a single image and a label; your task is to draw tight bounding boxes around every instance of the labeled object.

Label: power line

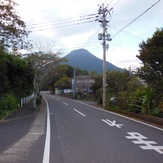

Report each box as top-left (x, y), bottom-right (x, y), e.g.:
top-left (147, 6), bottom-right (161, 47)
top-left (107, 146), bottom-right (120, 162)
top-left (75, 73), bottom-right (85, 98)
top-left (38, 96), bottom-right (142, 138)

top-left (31, 20), bottom-right (96, 32)
top-left (113, 0), bottom-right (161, 38)
top-left (28, 13), bottom-right (98, 27)
top-left (113, 0), bottom-right (121, 8)
top-left (28, 13), bottom-right (98, 32)
top-left (81, 27), bottom-right (102, 49)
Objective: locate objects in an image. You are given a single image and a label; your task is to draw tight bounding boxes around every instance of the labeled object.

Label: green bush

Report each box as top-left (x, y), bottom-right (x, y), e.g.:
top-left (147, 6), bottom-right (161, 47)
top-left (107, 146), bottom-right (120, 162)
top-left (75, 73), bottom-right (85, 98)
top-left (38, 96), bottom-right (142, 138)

top-left (151, 107), bottom-right (160, 116)
top-left (0, 93), bottom-right (19, 119)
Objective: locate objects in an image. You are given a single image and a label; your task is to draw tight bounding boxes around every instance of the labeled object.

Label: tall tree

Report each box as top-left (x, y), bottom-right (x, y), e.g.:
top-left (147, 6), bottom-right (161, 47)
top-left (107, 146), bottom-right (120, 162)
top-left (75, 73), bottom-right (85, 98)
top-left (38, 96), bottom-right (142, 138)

top-left (137, 28), bottom-right (163, 99)
top-left (106, 70), bottom-right (131, 94)
top-left (27, 51), bottom-right (63, 108)
top-left (0, 49), bottom-right (34, 98)
top-left (54, 76), bottom-right (72, 90)
top-left (0, 0), bottom-right (30, 51)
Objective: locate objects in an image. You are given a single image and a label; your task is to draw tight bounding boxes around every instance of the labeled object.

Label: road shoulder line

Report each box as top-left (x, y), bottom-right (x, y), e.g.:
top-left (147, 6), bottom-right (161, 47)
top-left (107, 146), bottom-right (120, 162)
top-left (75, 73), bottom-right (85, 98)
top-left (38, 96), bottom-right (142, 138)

top-left (42, 96), bottom-right (51, 163)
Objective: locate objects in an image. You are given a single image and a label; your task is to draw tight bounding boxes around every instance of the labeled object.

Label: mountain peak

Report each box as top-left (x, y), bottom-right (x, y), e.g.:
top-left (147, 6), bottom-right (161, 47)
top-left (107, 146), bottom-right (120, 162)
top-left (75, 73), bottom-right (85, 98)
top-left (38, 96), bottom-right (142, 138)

top-left (64, 49), bottom-right (123, 73)
top-left (67, 48), bottom-right (96, 58)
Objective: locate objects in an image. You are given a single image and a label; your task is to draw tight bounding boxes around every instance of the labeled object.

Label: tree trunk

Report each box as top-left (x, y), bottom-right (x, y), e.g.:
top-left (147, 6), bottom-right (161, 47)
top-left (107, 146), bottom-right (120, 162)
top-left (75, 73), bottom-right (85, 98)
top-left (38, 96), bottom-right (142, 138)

top-left (33, 91), bottom-right (37, 108)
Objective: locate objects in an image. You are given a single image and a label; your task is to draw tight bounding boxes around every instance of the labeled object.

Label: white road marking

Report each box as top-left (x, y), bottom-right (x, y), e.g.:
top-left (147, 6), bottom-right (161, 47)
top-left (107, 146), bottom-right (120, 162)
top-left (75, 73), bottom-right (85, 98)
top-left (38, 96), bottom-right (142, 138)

top-left (74, 109), bottom-right (86, 117)
top-left (42, 97), bottom-right (51, 163)
top-left (63, 102), bottom-right (68, 105)
top-left (72, 99), bottom-right (163, 131)
top-left (102, 119), bottom-right (123, 128)
top-left (126, 132), bottom-right (163, 154)
top-left (57, 98), bottom-right (60, 101)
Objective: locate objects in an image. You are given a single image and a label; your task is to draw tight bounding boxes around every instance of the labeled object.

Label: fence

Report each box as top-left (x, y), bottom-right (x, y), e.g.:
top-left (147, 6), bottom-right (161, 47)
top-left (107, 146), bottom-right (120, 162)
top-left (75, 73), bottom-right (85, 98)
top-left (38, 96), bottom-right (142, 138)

top-left (20, 93), bottom-right (34, 106)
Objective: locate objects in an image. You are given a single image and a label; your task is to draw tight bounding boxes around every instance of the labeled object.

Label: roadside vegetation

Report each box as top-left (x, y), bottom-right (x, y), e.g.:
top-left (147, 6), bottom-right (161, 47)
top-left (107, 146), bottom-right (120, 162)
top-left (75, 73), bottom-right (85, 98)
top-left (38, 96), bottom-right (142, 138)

top-left (0, 50), bottom-right (34, 119)
top-left (0, 1), bottom-right (63, 119)
top-left (94, 28), bottom-right (163, 118)
top-left (0, 0), bottom-right (33, 119)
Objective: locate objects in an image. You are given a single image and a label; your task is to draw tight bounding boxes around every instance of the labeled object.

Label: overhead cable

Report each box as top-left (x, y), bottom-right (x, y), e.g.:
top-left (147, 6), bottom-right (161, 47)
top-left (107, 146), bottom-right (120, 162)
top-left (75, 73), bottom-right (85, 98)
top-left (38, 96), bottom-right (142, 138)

top-left (28, 13), bottom-right (98, 32)
top-left (113, 0), bottom-right (161, 38)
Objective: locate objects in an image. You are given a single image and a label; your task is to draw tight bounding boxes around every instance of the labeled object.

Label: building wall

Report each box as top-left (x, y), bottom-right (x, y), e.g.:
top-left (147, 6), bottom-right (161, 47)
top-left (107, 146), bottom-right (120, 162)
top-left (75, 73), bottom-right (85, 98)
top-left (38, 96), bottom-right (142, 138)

top-left (74, 75), bottom-right (95, 93)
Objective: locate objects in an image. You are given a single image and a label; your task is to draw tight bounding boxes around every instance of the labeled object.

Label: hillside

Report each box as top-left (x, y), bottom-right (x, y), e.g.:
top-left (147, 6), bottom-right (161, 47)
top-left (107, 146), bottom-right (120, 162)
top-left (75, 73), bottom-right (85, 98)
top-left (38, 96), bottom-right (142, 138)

top-left (63, 49), bottom-right (123, 73)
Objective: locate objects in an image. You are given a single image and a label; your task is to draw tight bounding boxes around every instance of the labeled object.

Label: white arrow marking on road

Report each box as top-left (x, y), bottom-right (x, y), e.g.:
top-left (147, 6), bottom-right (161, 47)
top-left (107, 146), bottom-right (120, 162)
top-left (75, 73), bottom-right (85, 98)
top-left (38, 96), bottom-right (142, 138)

top-left (102, 119), bottom-right (123, 128)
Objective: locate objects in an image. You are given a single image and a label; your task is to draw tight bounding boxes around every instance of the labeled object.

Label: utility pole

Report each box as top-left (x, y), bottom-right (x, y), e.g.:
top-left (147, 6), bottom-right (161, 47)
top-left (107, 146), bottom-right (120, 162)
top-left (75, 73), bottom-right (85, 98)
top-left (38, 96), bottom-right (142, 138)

top-left (72, 69), bottom-right (76, 99)
top-left (98, 4), bottom-right (112, 109)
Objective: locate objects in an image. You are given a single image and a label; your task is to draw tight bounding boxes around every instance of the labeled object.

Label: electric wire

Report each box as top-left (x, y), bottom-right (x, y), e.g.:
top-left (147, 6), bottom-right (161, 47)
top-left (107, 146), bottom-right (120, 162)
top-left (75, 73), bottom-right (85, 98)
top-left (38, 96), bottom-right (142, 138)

top-left (112, 0), bottom-right (161, 38)
top-left (31, 20), bottom-right (97, 32)
top-left (28, 12), bottom-right (101, 53)
top-left (81, 27), bottom-right (102, 49)
top-left (106, 0), bottom-right (161, 68)
top-left (28, 13), bottom-right (99, 32)
top-left (28, 13), bottom-right (98, 27)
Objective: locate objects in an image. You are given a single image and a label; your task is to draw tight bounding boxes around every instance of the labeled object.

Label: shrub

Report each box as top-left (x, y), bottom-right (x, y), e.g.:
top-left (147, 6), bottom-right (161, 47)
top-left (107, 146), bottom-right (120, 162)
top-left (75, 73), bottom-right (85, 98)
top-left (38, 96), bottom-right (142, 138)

top-left (0, 93), bottom-right (19, 118)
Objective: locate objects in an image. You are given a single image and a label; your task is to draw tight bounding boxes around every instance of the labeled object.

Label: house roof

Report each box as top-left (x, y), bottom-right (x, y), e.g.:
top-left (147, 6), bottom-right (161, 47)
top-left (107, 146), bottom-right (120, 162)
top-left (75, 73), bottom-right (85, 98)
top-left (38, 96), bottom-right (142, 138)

top-left (75, 75), bottom-right (94, 80)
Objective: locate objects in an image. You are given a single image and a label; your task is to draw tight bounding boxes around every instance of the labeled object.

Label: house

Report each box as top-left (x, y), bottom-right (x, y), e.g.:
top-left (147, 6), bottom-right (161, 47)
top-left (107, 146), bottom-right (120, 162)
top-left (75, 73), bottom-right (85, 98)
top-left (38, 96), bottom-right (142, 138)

top-left (73, 75), bottom-right (95, 93)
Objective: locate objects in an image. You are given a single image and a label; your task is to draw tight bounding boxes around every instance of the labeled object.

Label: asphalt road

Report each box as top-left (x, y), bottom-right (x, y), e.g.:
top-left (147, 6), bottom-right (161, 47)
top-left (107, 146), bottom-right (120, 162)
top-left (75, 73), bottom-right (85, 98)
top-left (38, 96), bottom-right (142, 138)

top-left (42, 92), bottom-right (163, 163)
top-left (0, 91), bottom-right (163, 163)
top-left (0, 101), bottom-right (45, 163)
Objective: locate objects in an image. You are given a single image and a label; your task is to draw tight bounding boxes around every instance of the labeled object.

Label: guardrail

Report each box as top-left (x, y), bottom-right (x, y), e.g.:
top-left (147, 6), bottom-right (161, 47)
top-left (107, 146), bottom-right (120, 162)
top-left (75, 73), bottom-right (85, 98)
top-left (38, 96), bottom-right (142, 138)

top-left (20, 93), bottom-right (34, 106)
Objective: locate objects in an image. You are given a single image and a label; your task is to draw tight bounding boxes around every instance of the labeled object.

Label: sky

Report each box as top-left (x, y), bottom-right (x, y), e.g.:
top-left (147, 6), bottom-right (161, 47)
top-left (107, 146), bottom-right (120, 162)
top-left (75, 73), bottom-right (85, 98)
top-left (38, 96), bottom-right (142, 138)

top-left (14, 0), bottom-right (163, 69)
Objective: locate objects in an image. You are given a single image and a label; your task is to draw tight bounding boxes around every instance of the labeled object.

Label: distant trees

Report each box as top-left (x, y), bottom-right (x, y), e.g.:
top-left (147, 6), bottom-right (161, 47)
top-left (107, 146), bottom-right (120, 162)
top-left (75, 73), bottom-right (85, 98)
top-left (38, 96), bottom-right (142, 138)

top-left (0, 50), bottom-right (34, 98)
top-left (42, 64), bottom-right (89, 91)
top-left (0, 0), bottom-right (30, 51)
top-left (55, 76), bottom-right (72, 90)
top-left (92, 70), bottom-right (148, 114)
top-left (132, 28), bottom-right (163, 116)
top-left (107, 71), bottom-right (144, 111)
top-left (137, 28), bottom-right (163, 101)
top-left (106, 70), bottom-right (132, 94)
top-left (0, 0), bottom-right (34, 118)
top-left (91, 74), bottom-right (103, 103)
top-left (0, 49), bottom-right (34, 118)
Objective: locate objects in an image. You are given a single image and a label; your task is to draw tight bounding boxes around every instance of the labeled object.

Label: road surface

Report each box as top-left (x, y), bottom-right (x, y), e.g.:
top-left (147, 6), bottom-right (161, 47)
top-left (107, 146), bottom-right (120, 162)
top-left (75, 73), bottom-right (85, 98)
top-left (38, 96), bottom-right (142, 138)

top-left (0, 91), bottom-right (162, 163)
top-left (42, 92), bottom-right (163, 163)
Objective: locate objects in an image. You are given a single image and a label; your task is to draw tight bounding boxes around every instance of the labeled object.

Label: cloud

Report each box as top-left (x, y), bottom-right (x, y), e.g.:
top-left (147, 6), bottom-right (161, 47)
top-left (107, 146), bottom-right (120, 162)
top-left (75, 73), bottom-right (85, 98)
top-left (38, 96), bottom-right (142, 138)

top-left (14, 0), bottom-right (163, 69)
top-left (107, 47), bottom-right (141, 69)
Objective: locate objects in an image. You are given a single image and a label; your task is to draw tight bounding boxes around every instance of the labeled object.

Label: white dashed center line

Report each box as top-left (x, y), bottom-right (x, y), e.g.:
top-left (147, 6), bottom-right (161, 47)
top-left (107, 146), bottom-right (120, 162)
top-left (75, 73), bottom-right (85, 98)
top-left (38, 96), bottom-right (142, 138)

top-left (63, 102), bottom-right (68, 105)
top-left (74, 109), bottom-right (86, 117)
